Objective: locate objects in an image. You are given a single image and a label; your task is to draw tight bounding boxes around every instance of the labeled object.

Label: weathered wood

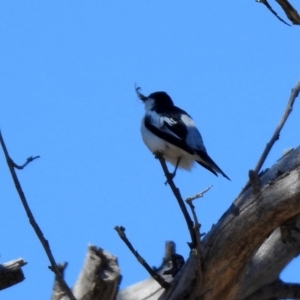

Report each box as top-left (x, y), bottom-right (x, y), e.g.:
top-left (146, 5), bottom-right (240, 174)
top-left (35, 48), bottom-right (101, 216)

top-left (118, 146), bottom-right (300, 300)
top-left (48, 147), bottom-right (300, 300)
top-left (52, 246), bottom-right (121, 300)
top-left (74, 245), bottom-right (121, 300)
top-left (198, 154), bottom-right (300, 299)
top-left (0, 258), bottom-right (26, 290)
top-left (236, 218), bottom-right (300, 299)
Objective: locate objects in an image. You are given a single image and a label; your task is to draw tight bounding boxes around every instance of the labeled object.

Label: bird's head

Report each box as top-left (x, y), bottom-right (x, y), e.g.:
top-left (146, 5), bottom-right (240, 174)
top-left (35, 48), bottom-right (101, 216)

top-left (135, 85), bottom-right (174, 111)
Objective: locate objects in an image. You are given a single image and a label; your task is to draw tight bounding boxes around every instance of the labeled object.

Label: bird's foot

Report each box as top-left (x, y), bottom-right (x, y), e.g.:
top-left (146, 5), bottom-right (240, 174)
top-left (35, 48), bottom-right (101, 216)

top-left (164, 157), bottom-right (181, 185)
top-left (154, 152), bottom-right (181, 185)
top-left (164, 172), bottom-right (175, 185)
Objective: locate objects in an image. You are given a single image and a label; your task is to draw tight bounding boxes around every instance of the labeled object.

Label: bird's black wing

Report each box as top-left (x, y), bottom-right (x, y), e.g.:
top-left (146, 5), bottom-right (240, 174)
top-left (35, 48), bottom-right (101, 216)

top-left (144, 109), bottom-right (194, 155)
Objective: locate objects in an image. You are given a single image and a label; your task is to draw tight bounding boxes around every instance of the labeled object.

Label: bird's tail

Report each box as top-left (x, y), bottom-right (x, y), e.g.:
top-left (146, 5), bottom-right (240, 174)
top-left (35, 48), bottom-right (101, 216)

top-left (195, 150), bottom-right (230, 180)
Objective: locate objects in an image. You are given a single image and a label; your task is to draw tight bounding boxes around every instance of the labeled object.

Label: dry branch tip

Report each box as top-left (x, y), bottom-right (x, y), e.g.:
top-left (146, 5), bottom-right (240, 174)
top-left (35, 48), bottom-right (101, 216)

top-left (114, 225), bottom-right (170, 289)
top-left (12, 155), bottom-right (40, 170)
top-left (186, 185), bottom-right (213, 203)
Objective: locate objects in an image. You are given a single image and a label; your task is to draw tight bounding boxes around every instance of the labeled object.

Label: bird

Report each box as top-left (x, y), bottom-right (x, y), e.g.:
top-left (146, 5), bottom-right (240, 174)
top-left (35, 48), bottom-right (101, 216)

top-left (136, 86), bottom-right (230, 180)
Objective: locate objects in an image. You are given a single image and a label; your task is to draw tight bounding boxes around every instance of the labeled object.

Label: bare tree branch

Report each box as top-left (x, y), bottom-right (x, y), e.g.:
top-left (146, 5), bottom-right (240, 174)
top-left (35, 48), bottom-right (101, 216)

top-left (117, 242), bottom-right (176, 300)
top-left (240, 79), bottom-right (300, 195)
top-left (0, 130), bottom-right (76, 300)
top-left (185, 186), bottom-right (212, 250)
top-left (185, 186), bottom-right (213, 203)
top-left (155, 153), bottom-right (197, 248)
top-left (185, 186), bottom-right (212, 289)
top-left (256, 0), bottom-right (291, 26)
top-left (254, 79), bottom-right (300, 174)
top-left (114, 226), bottom-right (169, 289)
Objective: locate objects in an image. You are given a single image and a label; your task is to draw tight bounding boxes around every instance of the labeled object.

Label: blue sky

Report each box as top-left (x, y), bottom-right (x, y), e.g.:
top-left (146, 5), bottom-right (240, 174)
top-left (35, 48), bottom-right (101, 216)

top-left (1, 2), bottom-right (299, 299)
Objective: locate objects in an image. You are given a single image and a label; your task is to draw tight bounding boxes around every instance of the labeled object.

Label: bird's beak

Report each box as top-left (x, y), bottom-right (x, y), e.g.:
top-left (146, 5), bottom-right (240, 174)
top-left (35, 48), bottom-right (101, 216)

top-left (135, 85), bottom-right (147, 102)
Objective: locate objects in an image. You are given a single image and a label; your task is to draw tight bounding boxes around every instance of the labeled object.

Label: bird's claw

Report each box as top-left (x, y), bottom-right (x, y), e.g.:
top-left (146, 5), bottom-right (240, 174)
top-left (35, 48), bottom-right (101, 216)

top-left (164, 171), bottom-right (176, 185)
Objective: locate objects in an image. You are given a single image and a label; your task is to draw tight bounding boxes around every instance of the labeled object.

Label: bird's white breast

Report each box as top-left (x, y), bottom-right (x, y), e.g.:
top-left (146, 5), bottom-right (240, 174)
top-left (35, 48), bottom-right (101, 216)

top-left (140, 116), bottom-right (195, 170)
top-left (141, 117), bottom-right (167, 153)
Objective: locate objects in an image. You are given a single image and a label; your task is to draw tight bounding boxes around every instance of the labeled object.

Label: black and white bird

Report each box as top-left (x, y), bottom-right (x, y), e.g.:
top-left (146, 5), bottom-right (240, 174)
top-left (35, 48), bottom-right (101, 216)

top-left (136, 87), bottom-right (230, 180)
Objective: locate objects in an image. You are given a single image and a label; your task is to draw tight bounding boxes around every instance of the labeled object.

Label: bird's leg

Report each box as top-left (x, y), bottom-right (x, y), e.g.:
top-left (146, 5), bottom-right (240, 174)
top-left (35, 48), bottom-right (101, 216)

top-left (170, 157), bottom-right (181, 180)
top-left (164, 157), bottom-right (181, 184)
top-left (154, 152), bottom-right (181, 183)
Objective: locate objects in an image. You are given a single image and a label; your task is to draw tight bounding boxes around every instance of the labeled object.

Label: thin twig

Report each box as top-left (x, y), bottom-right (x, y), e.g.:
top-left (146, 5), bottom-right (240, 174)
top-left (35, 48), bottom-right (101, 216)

top-left (156, 153), bottom-right (197, 248)
top-left (114, 226), bottom-right (169, 289)
top-left (12, 155), bottom-right (40, 169)
top-left (186, 186), bottom-right (213, 203)
top-left (0, 130), bottom-right (76, 300)
top-left (240, 79), bottom-right (300, 196)
top-left (186, 186), bottom-right (212, 232)
top-left (186, 186), bottom-right (212, 279)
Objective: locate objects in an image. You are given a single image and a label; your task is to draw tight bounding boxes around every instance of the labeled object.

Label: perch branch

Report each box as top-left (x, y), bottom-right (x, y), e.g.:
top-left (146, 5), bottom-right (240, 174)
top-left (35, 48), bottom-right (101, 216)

top-left (240, 79), bottom-right (300, 195)
top-left (156, 153), bottom-right (197, 248)
top-left (114, 226), bottom-right (169, 289)
top-left (0, 130), bottom-right (76, 300)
